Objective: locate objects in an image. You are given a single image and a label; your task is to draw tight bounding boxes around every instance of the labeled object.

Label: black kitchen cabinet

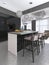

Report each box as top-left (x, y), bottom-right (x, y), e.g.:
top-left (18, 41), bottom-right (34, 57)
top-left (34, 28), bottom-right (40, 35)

top-left (0, 17), bottom-right (20, 42)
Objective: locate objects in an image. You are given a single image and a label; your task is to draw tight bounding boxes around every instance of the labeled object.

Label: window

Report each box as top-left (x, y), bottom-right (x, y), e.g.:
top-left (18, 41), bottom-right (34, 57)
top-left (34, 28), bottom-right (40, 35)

top-left (36, 19), bottom-right (49, 33)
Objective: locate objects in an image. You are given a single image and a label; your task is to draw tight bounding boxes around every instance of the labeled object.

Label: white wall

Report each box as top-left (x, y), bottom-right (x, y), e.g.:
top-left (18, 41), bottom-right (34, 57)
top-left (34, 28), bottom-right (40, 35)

top-left (47, 18), bottom-right (49, 29)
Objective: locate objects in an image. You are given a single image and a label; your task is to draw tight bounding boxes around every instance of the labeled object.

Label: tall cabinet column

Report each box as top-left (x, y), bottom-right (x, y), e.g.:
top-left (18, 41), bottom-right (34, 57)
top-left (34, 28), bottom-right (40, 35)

top-left (32, 20), bottom-right (36, 31)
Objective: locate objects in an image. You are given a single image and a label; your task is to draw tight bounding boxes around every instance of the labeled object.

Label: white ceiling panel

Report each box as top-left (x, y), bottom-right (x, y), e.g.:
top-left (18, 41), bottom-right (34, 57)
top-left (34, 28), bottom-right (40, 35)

top-left (0, 0), bottom-right (49, 12)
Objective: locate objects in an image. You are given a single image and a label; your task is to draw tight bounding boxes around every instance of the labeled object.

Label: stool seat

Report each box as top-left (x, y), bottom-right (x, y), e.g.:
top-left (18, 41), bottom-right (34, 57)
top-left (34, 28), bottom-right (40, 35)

top-left (24, 35), bottom-right (38, 41)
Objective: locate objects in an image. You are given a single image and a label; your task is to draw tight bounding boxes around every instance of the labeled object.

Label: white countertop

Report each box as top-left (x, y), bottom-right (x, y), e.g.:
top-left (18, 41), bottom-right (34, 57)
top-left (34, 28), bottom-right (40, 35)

top-left (8, 31), bottom-right (38, 35)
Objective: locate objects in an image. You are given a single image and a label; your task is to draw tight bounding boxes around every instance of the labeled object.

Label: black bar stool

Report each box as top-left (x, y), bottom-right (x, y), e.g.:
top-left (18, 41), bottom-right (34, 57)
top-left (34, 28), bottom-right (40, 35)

top-left (23, 34), bottom-right (40, 62)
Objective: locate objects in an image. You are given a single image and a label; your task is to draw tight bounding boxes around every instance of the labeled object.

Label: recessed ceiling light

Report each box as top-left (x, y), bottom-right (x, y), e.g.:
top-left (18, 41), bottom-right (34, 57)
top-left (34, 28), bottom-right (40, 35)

top-left (29, 2), bottom-right (33, 4)
top-left (3, 2), bottom-right (7, 4)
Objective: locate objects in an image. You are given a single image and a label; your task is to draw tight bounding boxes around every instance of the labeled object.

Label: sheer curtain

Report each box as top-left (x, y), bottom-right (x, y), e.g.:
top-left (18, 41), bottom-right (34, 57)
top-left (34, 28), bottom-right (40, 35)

top-left (36, 19), bottom-right (49, 33)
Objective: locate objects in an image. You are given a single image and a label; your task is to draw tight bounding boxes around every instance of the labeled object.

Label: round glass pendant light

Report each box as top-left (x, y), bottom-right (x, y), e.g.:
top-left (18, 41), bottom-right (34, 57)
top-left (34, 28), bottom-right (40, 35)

top-left (16, 11), bottom-right (23, 18)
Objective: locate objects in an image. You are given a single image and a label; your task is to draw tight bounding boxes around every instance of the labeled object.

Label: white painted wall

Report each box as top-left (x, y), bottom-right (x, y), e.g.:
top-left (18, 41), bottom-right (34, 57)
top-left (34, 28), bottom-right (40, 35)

top-left (47, 18), bottom-right (49, 30)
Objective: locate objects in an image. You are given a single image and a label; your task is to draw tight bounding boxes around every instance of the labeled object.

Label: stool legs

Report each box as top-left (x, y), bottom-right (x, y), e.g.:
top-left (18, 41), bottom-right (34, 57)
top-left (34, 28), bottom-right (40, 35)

top-left (41, 40), bottom-right (45, 49)
top-left (31, 43), bottom-right (34, 63)
top-left (23, 40), bottom-right (40, 63)
top-left (37, 41), bottom-right (40, 55)
top-left (23, 39), bottom-right (25, 56)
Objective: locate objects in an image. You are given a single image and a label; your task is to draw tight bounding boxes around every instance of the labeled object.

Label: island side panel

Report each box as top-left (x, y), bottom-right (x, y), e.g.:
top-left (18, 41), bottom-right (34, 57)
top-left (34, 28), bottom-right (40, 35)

top-left (8, 33), bottom-right (17, 56)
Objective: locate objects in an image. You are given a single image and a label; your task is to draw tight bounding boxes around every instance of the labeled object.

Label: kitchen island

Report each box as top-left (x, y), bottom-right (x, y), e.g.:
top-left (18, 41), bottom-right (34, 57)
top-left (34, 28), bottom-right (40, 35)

top-left (8, 31), bottom-right (37, 56)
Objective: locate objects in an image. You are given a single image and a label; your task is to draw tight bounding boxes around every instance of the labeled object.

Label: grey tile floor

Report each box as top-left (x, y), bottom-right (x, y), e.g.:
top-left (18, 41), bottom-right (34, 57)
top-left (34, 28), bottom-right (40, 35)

top-left (0, 41), bottom-right (49, 65)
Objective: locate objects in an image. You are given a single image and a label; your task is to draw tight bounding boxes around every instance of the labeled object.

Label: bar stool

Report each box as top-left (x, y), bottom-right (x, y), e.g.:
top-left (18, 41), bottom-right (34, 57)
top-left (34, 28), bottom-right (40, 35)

top-left (23, 34), bottom-right (40, 62)
top-left (42, 33), bottom-right (48, 45)
top-left (38, 33), bottom-right (48, 48)
top-left (38, 33), bottom-right (43, 48)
